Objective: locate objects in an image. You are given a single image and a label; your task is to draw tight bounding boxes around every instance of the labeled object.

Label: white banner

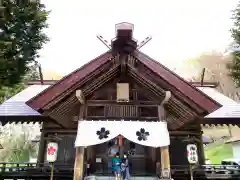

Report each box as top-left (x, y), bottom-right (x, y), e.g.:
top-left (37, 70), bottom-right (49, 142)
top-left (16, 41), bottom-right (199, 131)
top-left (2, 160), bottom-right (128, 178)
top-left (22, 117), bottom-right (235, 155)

top-left (75, 121), bottom-right (170, 148)
top-left (46, 142), bottom-right (58, 162)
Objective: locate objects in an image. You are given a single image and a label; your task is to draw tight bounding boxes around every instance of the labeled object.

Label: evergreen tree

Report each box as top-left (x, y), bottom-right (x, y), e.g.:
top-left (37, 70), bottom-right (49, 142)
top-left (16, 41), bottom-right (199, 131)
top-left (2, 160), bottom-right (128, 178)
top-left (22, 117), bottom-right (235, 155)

top-left (0, 0), bottom-right (49, 89)
top-left (228, 2), bottom-right (240, 87)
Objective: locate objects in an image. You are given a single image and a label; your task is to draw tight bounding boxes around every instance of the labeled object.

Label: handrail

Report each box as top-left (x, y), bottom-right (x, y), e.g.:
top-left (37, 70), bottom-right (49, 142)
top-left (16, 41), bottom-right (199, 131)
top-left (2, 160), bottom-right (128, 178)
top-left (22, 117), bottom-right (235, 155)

top-left (1, 162), bottom-right (240, 179)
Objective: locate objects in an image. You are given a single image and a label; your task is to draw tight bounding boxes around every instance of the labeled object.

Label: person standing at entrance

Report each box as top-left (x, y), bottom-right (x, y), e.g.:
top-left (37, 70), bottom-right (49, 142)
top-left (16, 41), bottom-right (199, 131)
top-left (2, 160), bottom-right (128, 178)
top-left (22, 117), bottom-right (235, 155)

top-left (112, 152), bottom-right (121, 180)
top-left (121, 153), bottom-right (130, 180)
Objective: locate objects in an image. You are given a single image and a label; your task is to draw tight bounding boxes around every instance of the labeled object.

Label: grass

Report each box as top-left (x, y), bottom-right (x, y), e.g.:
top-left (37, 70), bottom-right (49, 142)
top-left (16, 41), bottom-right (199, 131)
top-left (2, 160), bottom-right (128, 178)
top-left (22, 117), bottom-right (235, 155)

top-left (205, 144), bottom-right (233, 164)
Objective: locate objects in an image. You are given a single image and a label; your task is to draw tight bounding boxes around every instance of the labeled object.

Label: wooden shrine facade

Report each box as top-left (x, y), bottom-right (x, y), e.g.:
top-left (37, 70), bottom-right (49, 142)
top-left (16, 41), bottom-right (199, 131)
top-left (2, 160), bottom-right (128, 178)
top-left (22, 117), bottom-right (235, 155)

top-left (0, 22), bottom-right (230, 179)
top-left (24, 23), bottom-right (223, 179)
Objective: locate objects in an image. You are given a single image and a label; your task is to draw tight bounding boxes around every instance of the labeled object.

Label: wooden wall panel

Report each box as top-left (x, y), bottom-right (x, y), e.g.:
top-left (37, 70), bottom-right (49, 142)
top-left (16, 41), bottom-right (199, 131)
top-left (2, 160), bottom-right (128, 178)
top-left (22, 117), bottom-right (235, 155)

top-left (169, 138), bottom-right (188, 166)
top-left (56, 136), bottom-right (76, 164)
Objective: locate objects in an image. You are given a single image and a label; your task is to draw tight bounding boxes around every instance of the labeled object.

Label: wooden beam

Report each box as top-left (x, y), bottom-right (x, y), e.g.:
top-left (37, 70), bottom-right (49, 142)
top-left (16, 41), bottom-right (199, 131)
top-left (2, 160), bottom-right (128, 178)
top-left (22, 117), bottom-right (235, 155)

top-left (76, 90), bottom-right (85, 104)
top-left (27, 79), bottom-right (219, 87)
top-left (44, 110), bottom-right (74, 128)
top-left (84, 116), bottom-right (159, 120)
top-left (161, 91), bottom-right (171, 105)
top-left (128, 66), bottom-right (196, 128)
top-left (158, 91), bottom-right (171, 122)
top-left (42, 59), bottom-right (113, 110)
top-left (41, 128), bottom-right (201, 135)
top-left (130, 63), bottom-right (207, 115)
top-left (87, 100), bottom-right (159, 105)
top-left (82, 65), bottom-right (120, 97)
top-left (169, 131), bottom-right (201, 135)
top-left (42, 128), bottom-right (77, 133)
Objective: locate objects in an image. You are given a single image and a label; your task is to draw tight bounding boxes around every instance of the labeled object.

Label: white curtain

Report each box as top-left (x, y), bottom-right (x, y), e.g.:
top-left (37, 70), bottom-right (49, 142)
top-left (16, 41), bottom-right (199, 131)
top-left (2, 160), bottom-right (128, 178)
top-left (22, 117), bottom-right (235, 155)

top-left (121, 121), bottom-right (169, 147)
top-left (75, 121), bottom-right (120, 147)
top-left (75, 121), bottom-right (170, 148)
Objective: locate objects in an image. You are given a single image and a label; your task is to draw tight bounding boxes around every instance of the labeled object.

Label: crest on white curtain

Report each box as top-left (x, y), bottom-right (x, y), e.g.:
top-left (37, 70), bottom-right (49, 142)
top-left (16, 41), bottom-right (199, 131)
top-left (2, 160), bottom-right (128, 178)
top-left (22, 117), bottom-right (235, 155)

top-left (96, 127), bottom-right (110, 139)
top-left (136, 128), bottom-right (150, 141)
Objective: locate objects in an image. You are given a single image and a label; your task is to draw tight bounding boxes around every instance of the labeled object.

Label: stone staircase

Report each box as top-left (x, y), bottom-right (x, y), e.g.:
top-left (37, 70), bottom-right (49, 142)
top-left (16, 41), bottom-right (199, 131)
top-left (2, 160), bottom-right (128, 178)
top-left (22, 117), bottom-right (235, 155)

top-left (85, 176), bottom-right (158, 180)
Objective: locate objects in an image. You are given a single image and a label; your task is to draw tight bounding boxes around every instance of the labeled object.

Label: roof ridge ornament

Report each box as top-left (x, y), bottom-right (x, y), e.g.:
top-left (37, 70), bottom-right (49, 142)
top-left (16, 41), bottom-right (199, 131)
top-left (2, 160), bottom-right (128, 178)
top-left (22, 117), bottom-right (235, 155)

top-left (96, 34), bottom-right (111, 50)
top-left (96, 23), bottom-right (152, 52)
top-left (137, 36), bottom-right (152, 50)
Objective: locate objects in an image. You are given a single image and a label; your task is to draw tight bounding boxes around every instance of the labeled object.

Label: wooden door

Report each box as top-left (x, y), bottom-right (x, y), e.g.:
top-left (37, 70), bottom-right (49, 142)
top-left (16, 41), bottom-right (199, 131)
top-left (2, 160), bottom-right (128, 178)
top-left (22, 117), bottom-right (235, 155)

top-left (93, 138), bottom-right (155, 175)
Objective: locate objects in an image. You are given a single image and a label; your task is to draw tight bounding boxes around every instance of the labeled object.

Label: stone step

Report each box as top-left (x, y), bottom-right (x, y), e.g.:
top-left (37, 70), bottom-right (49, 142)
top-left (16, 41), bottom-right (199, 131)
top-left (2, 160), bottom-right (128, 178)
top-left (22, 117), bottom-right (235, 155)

top-left (86, 176), bottom-right (158, 180)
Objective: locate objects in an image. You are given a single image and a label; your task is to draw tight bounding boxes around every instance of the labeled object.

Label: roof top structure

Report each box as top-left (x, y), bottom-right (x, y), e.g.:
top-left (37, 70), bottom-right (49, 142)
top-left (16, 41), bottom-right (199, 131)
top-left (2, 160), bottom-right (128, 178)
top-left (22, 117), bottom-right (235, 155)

top-left (26, 50), bottom-right (220, 114)
top-left (24, 55), bottom-right (221, 129)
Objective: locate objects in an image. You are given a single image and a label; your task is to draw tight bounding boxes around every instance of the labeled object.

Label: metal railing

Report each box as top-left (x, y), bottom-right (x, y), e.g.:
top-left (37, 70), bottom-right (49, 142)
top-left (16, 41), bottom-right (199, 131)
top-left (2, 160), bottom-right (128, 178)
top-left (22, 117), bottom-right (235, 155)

top-left (0, 162), bottom-right (74, 179)
top-left (0, 163), bottom-right (240, 179)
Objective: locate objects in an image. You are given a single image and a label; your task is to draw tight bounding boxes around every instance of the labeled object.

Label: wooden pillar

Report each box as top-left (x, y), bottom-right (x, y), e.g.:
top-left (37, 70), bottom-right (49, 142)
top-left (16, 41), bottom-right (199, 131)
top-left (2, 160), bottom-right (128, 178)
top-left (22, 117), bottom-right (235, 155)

top-left (74, 147), bottom-right (85, 180)
top-left (158, 91), bottom-right (171, 179)
top-left (74, 90), bottom-right (86, 180)
top-left (199, 132), bottom-right (205, 165)
top-left (158, 104), bottom-right (171, 178)
top-left (160, 146), bottom-right (170, 175)
top-left (37, 131), bottom-right (46, 164)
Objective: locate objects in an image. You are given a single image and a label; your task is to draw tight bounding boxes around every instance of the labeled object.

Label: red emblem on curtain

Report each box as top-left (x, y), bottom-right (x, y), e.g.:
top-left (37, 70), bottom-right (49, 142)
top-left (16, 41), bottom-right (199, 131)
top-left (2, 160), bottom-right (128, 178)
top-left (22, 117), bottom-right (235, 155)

top-left (48, 146), bottom-right (56, 155)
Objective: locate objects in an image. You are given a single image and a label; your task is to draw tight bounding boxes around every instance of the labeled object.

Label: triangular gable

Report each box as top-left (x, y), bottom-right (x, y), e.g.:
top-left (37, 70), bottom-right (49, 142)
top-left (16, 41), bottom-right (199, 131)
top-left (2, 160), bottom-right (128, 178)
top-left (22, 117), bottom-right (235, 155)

top-left (26, 51), bottom-right (220, 115)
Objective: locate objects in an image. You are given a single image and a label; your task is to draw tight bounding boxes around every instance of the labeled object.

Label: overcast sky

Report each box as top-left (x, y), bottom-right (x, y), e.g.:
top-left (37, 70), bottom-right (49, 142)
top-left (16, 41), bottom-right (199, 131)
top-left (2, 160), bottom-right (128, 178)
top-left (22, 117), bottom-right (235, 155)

top-left (39, 0), bottom-right (238, 76)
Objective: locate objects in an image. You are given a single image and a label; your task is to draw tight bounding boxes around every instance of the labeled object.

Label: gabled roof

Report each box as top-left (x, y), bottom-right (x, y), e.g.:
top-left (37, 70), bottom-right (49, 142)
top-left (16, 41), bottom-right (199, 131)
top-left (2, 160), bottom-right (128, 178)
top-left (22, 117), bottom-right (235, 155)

top-left (0, 85), bottom-right (50, 124)
top-left (26, 50), bottom-right (220, 115)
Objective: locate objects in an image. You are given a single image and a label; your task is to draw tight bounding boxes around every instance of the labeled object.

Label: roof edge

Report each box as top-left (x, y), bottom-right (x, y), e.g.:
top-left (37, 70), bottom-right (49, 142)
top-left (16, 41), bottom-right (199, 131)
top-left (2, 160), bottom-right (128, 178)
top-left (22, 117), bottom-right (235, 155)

top-left (26, 51), bottom-right (113, 110)
top-left (134, 50), bottom-right (221, 113)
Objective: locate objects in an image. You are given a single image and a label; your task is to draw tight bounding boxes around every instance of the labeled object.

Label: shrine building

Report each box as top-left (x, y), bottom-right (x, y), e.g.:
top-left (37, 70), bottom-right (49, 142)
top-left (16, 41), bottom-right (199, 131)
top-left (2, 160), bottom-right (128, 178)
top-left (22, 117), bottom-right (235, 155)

top-left (0, 22), bottom-right (239, 180)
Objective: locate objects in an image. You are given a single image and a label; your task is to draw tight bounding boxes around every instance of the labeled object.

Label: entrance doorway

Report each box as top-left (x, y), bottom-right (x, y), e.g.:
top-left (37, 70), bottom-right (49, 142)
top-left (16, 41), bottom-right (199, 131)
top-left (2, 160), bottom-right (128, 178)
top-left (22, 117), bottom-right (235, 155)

top-left (92, 137), bottom-right (157, 175)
